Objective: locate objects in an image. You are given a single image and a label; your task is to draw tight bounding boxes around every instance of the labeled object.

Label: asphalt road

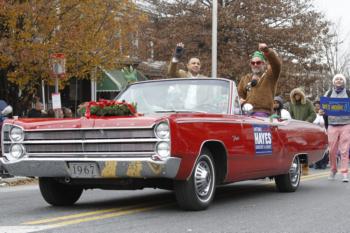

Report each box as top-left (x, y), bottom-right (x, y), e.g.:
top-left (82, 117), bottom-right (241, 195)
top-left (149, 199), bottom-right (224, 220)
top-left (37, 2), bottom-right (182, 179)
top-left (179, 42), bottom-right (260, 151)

top-left (0, 169), bottom-right (349, 233)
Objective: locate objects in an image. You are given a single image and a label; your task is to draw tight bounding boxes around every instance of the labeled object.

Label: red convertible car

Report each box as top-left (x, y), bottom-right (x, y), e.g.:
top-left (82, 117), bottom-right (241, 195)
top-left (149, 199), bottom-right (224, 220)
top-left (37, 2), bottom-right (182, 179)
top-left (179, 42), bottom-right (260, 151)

top-left (0, 78), bottom-right (327, 210)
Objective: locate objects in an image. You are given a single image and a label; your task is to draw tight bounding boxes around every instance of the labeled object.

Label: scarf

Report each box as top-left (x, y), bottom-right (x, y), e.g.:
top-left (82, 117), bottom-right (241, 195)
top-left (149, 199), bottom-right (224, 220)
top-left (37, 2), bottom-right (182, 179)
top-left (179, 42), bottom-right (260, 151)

top-left (335, 86), bottom-right (344, 94)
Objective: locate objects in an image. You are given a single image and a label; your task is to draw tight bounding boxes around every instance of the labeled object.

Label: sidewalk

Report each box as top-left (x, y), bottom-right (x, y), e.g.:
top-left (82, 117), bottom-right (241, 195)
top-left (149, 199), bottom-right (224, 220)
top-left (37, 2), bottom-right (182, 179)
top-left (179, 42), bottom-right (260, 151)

top-left (0, 176), bottom-right (37, 187)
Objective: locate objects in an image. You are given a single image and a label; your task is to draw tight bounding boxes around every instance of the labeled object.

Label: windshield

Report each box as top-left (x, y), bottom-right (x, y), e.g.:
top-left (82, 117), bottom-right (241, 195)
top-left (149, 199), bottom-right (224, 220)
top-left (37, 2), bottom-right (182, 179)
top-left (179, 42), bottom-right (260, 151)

top-left (116, 79), bottom-right (231, 114)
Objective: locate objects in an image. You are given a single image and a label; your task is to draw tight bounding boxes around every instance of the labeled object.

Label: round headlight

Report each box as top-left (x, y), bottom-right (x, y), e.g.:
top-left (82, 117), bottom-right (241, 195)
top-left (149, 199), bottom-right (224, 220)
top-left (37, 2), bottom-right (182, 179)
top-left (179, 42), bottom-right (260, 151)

top-left (155, 122), bottom-right (170, 139)
top-left (10, 127), bottom-right (24, 142)
top-left (8, 144), bottom-right (25, 161)
top-left (156, 142), bottom-right (170, 159)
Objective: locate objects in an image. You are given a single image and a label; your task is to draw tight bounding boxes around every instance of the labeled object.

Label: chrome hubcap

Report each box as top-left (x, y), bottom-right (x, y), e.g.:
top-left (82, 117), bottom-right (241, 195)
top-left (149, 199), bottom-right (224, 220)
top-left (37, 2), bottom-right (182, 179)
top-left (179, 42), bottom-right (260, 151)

top-left (194, 160), bottom-right (212, 197)
top-left (289, 157), bottom-right (300, 185)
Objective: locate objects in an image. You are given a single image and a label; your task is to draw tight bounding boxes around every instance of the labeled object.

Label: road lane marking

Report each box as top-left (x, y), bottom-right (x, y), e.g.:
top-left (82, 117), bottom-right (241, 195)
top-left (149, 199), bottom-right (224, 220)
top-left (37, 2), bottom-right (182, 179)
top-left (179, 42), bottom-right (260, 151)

top-left (24, 201), bottom-right (172, 225)
top-left (50, 203), bottom-right (172, 227)
top-left (301, 173), bottom-right (329, 181)
top-left (298, 171), bottom-right (330, 181)
top-left (303, 171), bottom-right (329, 178)
top-left (25, 207), bottom-right (129, 225)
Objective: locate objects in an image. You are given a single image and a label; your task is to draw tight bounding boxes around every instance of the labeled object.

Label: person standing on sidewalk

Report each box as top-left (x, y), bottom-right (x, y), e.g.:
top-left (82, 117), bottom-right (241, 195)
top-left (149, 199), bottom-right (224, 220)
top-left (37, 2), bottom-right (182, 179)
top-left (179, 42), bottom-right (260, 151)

top-left (289, 88), bottom-right (316, 123)
top-left (312, 100), bottom-right (328, 169)
top-left (289, 87), bottom-right (316, 175)
top-left (324, 74), bottom-right (350, 182)
top-left (313, 100), bottom-right (325, 128)
top-left (28, 101), bottom-right (45, 118)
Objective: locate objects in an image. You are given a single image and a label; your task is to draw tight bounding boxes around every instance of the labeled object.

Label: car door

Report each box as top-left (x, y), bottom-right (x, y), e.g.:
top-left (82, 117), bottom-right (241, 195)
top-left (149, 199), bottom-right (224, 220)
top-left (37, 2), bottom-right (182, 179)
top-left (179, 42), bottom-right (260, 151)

top-left (226, 114), bottom-right (284, 181)
top-left (241, 116), bottom-right (283, 173)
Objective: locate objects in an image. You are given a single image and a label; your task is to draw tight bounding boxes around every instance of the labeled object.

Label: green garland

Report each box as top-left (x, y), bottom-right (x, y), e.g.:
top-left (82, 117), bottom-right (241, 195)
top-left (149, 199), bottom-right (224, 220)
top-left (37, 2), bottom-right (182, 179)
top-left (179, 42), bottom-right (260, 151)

top-left (80, 102), bottom-right (137, 117)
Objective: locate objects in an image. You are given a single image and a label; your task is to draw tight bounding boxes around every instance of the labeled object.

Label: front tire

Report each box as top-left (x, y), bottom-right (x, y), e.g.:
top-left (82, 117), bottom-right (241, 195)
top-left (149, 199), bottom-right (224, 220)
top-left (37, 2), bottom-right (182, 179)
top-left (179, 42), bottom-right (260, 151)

top-left (275, 156), bottom-right (301, 192)
top-left (174, 148), bottom-right (216, 210)
top-left (39, 177), bottom-right (83, 206)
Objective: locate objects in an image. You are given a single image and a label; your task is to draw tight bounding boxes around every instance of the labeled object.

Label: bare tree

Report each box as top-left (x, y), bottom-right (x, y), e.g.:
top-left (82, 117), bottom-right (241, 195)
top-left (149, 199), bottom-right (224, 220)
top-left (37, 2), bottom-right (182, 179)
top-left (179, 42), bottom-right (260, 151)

top-left (322, 20), bottom-right (350, 77)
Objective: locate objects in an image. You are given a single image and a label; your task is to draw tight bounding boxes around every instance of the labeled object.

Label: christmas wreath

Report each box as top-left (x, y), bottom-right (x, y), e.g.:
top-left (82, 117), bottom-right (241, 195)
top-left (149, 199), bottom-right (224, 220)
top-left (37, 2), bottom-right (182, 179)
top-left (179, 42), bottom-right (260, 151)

top-left (80, 99), bottom-right (138, 118)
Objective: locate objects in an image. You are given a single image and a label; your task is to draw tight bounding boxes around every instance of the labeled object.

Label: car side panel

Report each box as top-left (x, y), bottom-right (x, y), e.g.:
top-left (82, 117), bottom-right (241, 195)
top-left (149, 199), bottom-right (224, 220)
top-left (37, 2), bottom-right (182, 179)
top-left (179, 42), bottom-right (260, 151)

top-left (171, 116), bottom-right (328, 182)
top-left (171, 115), bottom-right (281, 180)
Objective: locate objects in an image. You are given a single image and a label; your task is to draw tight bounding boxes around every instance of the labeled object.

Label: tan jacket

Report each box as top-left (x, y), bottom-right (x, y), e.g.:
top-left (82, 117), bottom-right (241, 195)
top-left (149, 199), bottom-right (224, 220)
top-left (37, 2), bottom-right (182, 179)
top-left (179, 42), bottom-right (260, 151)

top-left (167, 60), bottom-right (206, 78)
top-left (237, 48), bottom-right (282, 114)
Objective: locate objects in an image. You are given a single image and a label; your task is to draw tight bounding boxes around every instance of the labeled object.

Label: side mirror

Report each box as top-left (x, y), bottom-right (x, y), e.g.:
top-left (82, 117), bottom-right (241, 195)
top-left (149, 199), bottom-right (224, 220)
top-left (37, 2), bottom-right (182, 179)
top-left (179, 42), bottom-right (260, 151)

top-left (241, 103), bottom-right (253, 115)
top-left (1, 105), bottom-right (13, 116)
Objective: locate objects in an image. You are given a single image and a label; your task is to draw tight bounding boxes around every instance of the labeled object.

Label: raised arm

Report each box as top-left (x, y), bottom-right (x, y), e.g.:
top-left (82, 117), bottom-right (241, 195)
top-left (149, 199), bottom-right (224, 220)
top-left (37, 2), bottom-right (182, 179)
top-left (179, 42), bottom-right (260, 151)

top-left (167, 42), bottom-right (185, 78)
top-left (259, 43), bottom-right (281, 82)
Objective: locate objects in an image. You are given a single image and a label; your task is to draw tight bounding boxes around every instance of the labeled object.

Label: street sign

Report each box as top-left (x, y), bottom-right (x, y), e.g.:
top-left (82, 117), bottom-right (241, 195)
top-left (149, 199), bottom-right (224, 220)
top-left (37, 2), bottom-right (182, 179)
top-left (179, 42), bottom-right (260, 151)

top-left (52, 93), bottom-right (62, 109)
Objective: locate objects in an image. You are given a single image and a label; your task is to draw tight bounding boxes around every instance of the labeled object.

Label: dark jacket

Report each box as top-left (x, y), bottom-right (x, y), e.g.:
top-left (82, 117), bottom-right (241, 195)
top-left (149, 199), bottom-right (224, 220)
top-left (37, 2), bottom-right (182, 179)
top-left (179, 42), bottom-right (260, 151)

top-left (28, 109), bottom-right (43, 118)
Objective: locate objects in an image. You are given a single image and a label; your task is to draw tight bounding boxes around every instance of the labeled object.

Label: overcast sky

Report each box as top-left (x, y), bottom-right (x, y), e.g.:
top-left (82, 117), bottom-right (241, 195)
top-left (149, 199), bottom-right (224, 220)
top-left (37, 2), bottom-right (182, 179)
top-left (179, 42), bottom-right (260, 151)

top-left (313, 0), bottom-right (350, 35)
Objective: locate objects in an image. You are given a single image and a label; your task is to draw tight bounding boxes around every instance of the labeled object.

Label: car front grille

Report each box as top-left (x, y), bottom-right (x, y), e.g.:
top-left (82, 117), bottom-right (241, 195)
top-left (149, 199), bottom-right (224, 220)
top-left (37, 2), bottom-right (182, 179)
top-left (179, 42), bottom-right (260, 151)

top-left (2, 127), bottom-right (159, 158)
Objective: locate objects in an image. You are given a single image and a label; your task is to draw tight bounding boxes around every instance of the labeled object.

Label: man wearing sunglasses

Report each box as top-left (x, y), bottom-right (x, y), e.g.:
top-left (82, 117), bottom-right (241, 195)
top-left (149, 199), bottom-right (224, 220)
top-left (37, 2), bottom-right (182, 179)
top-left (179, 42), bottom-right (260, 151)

top-left (237, 43), bottom-right (282, 117)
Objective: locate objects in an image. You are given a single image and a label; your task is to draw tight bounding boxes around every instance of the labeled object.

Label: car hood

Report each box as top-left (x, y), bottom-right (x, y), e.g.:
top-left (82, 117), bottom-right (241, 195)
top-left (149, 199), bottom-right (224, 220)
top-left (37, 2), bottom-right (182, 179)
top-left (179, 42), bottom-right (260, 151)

top-left (4, 115), bottom-right (166, 130)
top-left (4, 112), bottom-right (237, 130)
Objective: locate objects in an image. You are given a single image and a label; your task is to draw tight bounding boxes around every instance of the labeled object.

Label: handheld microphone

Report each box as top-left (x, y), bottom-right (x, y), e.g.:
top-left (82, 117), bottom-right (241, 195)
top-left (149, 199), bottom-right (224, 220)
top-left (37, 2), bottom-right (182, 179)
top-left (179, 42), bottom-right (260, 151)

top-left (245, 79), bottom-right (257, 91)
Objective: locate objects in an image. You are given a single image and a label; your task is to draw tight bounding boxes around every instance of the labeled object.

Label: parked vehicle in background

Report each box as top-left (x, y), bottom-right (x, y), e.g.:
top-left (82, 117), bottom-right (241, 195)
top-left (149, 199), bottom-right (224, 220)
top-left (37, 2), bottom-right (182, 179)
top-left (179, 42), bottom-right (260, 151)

top-left (0, 102), bottom-right (13, 178)
top-left (0, 78), bottom-right (327, 210)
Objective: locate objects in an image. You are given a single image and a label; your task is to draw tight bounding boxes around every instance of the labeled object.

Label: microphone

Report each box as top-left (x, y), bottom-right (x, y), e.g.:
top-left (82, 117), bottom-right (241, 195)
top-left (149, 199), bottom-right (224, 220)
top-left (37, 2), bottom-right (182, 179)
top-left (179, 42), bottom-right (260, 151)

top-left (245, 79), bottom-right (257, 91)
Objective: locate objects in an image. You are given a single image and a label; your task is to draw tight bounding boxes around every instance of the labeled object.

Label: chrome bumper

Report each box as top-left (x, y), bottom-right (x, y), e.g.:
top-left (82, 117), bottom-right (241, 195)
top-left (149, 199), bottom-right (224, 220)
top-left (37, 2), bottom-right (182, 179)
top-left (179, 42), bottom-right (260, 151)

top-left (0, 157), bottom-right (181, 179)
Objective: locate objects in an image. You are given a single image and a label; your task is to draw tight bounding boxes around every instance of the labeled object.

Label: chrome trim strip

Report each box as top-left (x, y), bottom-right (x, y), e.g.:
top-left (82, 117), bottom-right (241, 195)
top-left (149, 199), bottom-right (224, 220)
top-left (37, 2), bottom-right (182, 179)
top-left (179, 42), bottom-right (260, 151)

top-left (27, 155), bottom-right (152, 158)
top-left (229, 81), bottom-right (233, 114)
top-left (23, 125), bottom-right (155, 132)
top-left (2, 157), bottom-right (158, 162)
top-left (3, 138), bottom-right (167, 144)
top-left (26, 152), bottom-right (153, 156)
top-left (3, 152), bottom-right (155, 159)
top-left (176, 119), bottom-right (242, 124)
top-left (176, 119), bottom-right (270, 125)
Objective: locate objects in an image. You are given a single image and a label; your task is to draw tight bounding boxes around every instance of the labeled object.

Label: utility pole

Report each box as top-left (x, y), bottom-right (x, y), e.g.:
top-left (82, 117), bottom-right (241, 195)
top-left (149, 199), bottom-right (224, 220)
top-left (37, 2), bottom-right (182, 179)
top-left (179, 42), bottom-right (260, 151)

top-left (211, 0), bottom-right (218, 78)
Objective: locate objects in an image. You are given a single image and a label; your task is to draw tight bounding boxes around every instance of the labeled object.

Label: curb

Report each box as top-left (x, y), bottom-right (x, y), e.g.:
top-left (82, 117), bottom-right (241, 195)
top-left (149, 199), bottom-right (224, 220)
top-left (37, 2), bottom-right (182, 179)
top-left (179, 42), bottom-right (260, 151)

top-left (0, 177), bottom-right (37, 187)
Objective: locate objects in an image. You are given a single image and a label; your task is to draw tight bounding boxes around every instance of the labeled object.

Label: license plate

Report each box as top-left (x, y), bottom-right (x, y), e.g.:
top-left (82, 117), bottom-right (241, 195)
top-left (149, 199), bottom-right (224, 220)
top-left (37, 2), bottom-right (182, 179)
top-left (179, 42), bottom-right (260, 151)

top-left (68, 162), bottom-right (99, 178)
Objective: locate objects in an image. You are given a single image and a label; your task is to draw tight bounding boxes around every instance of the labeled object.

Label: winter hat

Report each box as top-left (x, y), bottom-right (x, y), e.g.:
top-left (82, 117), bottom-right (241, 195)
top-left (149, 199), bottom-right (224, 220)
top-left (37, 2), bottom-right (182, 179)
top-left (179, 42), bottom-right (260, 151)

top-left (332, 73), bottom-right (346, 85)
top-left (251, 51), bottom-right (266, 61)
top-left (273, 96), bottom-right (284, 105)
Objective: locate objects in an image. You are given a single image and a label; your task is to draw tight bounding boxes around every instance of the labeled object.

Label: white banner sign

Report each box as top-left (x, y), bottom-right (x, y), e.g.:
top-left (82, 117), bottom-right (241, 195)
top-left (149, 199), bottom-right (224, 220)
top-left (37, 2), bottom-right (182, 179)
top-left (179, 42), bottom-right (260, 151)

top-left (52, 93), bottom-right (61, 109)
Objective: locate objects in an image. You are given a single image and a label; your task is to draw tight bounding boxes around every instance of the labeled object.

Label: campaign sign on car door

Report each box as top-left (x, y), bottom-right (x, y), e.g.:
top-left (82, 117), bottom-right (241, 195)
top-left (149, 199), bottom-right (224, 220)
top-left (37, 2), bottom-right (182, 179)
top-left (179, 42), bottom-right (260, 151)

top-left (253, 125), bottom-right (272, 155)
